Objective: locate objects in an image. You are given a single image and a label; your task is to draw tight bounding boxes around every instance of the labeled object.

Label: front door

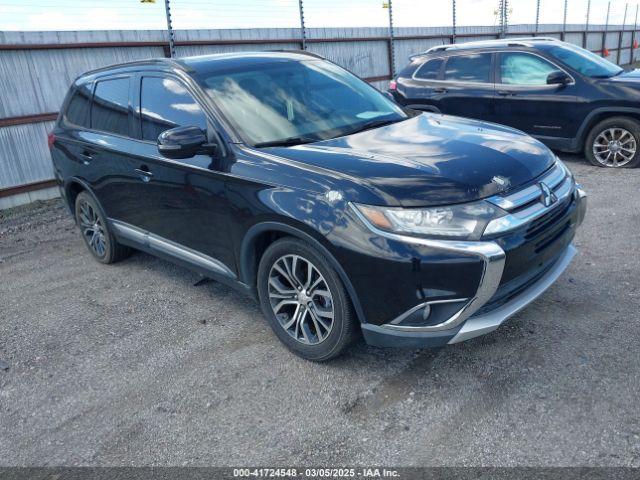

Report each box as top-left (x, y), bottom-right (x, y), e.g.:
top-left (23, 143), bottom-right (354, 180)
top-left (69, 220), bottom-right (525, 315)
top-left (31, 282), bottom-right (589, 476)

top-left (493, 51), bottom-right (579, 138)
top-left (120, 74), bottom-right (236, 274)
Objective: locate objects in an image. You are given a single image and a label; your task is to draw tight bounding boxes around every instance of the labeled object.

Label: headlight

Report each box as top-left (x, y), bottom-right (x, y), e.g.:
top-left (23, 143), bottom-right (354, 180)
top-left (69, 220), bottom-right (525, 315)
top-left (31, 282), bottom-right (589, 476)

top-left (353, 201), bottom-right (507, 240)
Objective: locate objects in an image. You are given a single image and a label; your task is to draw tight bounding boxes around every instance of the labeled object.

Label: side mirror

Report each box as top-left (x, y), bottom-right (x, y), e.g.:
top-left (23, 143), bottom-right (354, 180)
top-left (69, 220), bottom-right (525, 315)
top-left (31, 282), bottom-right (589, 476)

top-left (157, 125), bottom-right (216, 159)
top-left (547, 70), bottom-right (571, 85)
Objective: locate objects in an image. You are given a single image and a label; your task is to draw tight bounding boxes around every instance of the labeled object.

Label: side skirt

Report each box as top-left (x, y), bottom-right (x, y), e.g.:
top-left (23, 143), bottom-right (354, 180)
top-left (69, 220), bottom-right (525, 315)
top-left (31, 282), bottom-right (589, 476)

top-left (109, 219), bottom-right (253, 297)
top-left (533, 134), bottom-right (581, 153)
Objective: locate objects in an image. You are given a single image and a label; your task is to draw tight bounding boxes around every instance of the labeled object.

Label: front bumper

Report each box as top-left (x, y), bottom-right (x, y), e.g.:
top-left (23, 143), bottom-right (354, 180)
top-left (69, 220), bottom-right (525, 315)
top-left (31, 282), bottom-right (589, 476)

top-left (362, 243), bottom-right (577, 348)
top-left (359, 184), bottom-right (587, 348)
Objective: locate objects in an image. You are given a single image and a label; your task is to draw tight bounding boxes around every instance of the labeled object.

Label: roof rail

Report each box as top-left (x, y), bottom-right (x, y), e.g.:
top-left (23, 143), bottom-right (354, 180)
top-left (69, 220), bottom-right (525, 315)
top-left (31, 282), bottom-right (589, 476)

top-left (420, 36), bottom-right (559, 55)
top-left (270, 49), bottom-right (325, 59)
top-left (81, 57), bottom-right (189, 77)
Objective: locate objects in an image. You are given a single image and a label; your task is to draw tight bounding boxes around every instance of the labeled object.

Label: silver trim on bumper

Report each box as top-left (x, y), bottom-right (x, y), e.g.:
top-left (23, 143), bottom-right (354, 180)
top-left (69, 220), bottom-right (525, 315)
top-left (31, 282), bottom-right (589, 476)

top-left (575, 184), bottom-right (587, 227)
top-left (448, 244), bottom-right (577, 344)
top-left (349, 203), bottom-right (506, 333)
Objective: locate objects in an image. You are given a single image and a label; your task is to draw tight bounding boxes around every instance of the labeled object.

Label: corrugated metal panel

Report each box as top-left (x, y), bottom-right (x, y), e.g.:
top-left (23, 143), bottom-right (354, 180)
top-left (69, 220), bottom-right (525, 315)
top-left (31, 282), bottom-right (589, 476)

top-left (394, 38), bottom-right (450, 69)
top-left (178, 28), bottom-right (301, 42)
top-left (564, 32), bottom-right (584, 47)
top-left (0, 25), bottom-right (636, 201)
top-left (307, 40), bottom-right (389, 78)
top-left (176, 42), bottom-right (300, 58)
top-left (605, 32), bottom-right (620, 49)
top-left (587, 32), bottom-right (603, 51)
top-left (0, 47), bottom-right (165, 118)
top-left (620, 48), bottom-right (632, 65)
top-left (0, 121), bottom-right (55, 189)
top-left (0, 30), bottom-right (168, 45)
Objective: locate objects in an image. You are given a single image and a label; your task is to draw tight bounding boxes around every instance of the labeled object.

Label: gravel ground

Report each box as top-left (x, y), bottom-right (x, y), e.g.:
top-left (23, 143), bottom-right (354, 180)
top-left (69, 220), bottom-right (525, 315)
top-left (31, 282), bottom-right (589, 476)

top-left (0, 154), bottom-right (639, 467)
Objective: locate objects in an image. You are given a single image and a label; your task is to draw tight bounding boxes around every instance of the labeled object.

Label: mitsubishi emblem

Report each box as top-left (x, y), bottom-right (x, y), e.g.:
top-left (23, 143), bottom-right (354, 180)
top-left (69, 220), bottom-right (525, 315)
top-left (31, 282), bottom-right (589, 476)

top-left (539, 182), bottom-right (557, 207)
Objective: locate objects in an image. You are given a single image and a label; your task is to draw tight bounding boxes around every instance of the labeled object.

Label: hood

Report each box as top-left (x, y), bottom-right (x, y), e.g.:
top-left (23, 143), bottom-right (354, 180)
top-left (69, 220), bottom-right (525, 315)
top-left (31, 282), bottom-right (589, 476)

top-left (268, 113), bottom-right (555, 207)
top-left (611, 69), bottom-right (640, 83)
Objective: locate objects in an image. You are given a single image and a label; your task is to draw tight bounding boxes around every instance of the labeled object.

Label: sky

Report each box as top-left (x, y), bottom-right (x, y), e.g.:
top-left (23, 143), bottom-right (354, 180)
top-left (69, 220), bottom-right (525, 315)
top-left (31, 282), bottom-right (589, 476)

top-left (0, 0), bottom-right (633, 31)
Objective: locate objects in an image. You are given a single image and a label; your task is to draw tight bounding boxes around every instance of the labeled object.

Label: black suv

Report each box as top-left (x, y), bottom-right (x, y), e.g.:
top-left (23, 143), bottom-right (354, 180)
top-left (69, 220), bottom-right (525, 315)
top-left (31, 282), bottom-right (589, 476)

top-left (391, 38), bottom-right (640, 168)
top-left (49, 52), bottom-right (586, 361)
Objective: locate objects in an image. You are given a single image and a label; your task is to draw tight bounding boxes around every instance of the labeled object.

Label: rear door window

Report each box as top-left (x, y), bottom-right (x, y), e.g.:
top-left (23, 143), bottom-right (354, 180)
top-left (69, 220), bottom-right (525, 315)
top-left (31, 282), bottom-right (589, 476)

top-left (90, 77), bottom-right (130, 136)
top-left (444, 53), bottom-right (492, 83)
top-left (63, 83), bottom-right (92, 128)
top-left (139, 77), bottom-right (207, 142)
top-left (414, 58), bottom-right (444, 80)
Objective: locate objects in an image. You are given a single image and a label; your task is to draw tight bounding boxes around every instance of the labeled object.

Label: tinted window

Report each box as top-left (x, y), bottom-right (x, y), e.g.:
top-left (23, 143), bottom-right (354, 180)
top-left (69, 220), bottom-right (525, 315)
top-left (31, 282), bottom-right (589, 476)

top-left (500, 53), bottom-right (559, 85)
top-left (64, 83), bottom-right (92, 128)
top-left (91, 78), bottom-right (130, 136)
top-left (444, 54), bottom-right (492, 83)
top-left (140, 77), bottom-right (207, 142)
top-left (414, 58), bottom-right (443, 80)
top-left (546, 43), bottom-right (623, 78)
top-left (197, 60), bottom-right (406, 146)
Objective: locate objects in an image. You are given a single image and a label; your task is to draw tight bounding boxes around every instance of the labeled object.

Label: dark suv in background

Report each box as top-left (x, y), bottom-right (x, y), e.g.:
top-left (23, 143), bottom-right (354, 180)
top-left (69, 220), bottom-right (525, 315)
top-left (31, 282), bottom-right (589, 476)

top-left (49, 52), bottom-right (586, 361)
top-left (391, 38), bottom-right (640, 168)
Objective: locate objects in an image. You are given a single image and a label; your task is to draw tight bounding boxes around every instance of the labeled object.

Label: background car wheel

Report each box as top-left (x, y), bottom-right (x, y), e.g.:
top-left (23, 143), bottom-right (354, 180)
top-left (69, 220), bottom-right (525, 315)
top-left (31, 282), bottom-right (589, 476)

top-left (74, 191), bottom-right (131, 264)
top-left (257, 237), bottom-right (359, 361)
top-left (585, 116), bottom-right (640, 168)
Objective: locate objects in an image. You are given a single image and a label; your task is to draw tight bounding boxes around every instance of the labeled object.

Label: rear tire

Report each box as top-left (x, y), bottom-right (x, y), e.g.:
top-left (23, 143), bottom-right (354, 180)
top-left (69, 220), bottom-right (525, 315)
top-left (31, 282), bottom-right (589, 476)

top-left (74, 191), bottom-right (130, 264)
top-left (257, 237), bottom-right (359, 362)
top-left (584, 116), bottom-right (640, 168)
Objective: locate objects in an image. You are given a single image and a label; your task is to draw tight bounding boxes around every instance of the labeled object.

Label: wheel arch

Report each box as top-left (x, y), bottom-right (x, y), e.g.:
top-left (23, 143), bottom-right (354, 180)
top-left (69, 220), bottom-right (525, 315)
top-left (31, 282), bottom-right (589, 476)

top-left (63, 177), bottom-right (94, 216)
top-left (577, 107), bottom-right (640, 147)
top-left (239, 221), bottom-right (367, 325)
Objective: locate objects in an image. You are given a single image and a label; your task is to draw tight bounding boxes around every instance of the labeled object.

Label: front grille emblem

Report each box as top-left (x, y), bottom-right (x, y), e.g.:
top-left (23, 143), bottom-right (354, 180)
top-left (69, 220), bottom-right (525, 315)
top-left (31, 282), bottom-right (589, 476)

top-left (539, 182), bottom-right (557, 207)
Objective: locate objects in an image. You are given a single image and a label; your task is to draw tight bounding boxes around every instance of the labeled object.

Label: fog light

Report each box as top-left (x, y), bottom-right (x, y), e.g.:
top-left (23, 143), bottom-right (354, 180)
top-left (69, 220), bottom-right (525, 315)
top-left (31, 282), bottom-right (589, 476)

top-left (391, 299), bottom-right (468, 327)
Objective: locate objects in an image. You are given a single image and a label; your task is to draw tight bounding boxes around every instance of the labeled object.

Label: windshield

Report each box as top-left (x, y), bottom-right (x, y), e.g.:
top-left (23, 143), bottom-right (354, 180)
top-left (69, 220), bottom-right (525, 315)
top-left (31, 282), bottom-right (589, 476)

top-left (546, 43), bottom-right (623, 78)
top-left (197, 59), bottom-right (407, 146)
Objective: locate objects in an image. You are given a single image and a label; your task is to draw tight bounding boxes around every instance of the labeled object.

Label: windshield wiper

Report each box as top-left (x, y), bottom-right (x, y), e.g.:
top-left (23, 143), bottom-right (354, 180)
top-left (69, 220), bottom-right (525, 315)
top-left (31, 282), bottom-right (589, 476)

top-left (344, 117), bottom-right (404, 136)
top-left (253, 136), bottom-right (320, 148)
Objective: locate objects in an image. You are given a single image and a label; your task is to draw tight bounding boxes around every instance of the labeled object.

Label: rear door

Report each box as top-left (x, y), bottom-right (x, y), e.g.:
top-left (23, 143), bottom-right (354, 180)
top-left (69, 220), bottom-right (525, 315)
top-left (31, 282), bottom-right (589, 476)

top-left (493, 51), bottom-right (578, 137)
top-left (437, 52), bottom-right (496, 120)
top-left (52, 81), bottom-right (96, 181)
top-left (80, 75), bottom-right (141, 219)
top-left (398, 57), bottom-right (445, 111)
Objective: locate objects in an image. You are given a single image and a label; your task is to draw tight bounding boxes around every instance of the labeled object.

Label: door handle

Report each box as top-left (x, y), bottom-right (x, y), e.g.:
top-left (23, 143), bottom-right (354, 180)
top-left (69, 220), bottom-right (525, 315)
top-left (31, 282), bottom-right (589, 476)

top-left (497, 90), bottom-right (516, 96)
top-left (79, 151), bottom-right (94, 165)
top-left (134, 167), bottom-right (154, 183)
top-left (433, 87), bottom-right (448, 93)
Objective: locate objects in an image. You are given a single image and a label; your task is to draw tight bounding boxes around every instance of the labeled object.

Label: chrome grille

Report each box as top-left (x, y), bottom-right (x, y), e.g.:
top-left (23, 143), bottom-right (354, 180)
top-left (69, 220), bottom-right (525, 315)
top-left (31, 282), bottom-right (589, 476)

top-left (484, 161), bottom-right (575, 236)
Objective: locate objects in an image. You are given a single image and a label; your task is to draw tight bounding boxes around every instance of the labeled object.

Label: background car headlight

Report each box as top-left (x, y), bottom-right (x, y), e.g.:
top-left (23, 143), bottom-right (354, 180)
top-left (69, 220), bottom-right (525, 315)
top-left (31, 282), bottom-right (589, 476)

top-left (353, 201), bottom-right (507, 240)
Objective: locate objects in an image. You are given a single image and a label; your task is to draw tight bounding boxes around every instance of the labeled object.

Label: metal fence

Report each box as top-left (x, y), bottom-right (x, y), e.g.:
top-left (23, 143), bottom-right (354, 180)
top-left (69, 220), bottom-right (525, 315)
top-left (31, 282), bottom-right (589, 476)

top-left (1, 0), bottom-right (639, 209)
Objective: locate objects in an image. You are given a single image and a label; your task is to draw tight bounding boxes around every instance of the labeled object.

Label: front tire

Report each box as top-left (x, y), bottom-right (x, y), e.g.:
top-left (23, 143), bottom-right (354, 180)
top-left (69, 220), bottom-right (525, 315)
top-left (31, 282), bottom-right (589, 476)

top-left (74, 191), bottom-right (130, 264)
top-left (257, 238), bottom-right (358, 361)
top-left (585, 116), bottom-right (640, 168)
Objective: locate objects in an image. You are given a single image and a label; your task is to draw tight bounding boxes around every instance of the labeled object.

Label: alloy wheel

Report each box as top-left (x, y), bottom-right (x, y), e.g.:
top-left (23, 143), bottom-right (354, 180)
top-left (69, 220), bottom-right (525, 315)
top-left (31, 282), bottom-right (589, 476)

top-left (267, 254), bottom-right (334, 345)
top-left (592, 127), bottom-right (637, 167)
top-left (78, 200), bottom-right (107, 257)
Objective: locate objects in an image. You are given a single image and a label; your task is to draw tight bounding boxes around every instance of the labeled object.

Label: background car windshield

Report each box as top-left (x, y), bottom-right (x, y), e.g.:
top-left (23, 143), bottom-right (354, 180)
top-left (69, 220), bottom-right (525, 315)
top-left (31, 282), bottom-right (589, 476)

top-left (546, 44), bottom-right (622, 77)
top-left (199, 59), bottom-right (406, 145)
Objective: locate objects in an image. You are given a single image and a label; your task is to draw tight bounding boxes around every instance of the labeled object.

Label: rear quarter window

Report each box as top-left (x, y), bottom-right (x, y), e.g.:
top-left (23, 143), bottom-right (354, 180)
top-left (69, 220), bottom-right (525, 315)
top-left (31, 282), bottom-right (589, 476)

top-left (414, 58), bottom-right (444, 80)
top-left (62, 83), bottom-right (92, 128)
